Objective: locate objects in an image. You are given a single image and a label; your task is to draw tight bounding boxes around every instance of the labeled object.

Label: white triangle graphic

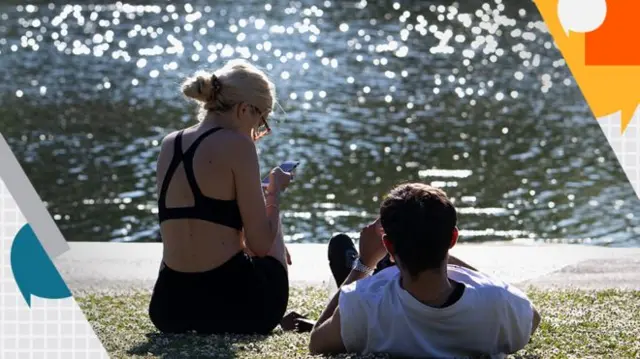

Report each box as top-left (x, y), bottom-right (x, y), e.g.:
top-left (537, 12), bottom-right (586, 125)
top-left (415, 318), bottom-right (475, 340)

top-left (0, 133), bottom-right (109, 357)
top-left (596, 109), bottom-right (640, 200)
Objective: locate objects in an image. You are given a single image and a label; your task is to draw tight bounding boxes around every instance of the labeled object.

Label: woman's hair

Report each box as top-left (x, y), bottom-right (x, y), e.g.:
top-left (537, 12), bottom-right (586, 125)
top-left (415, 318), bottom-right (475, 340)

top-left (181, 59), bottom-right (276, 122)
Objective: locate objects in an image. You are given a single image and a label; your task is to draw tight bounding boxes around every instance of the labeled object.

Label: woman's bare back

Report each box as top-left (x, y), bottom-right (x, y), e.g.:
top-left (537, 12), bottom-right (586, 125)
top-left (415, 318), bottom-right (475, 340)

top-left (156, 124), bottom-right (246, 272)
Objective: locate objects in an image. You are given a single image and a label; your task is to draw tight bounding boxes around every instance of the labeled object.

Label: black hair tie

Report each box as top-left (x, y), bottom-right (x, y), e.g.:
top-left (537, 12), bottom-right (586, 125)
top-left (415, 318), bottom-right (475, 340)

top-left (211, 74), bottom-right (222, 94)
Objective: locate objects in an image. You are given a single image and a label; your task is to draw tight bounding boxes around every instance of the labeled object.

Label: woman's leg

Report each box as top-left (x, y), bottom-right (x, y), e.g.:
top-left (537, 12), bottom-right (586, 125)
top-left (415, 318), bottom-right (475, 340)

top-left (244, 217), bottom-right (289, 334)
top-left (250, 255), bottom-right (289, 334)
top-left (148, 269), bottom-right (192, 334)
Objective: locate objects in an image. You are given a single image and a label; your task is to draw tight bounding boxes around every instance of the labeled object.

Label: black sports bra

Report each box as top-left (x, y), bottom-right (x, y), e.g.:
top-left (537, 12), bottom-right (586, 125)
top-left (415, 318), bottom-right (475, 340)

top-left (157, 127), bottom-right (243, 231)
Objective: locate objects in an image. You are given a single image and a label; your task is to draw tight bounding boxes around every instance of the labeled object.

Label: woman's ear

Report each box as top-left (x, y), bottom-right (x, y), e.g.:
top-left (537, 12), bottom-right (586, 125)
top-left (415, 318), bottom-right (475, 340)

top-left (234, 102), bottom-right (243, 119)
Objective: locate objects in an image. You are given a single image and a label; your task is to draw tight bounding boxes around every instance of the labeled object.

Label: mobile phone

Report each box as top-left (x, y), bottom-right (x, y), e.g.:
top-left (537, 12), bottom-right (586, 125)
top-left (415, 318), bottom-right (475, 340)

top-left (262, 160), bottom-right (300, 187)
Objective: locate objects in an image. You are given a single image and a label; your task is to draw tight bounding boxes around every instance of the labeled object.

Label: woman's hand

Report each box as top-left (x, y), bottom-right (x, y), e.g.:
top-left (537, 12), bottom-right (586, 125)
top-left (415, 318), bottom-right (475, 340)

top-left (266, 166), bottom-right (293, 194)
top-left (285, 245), bottom-right (292, 265)
top-left (240, 230), bottom-right (256, 256)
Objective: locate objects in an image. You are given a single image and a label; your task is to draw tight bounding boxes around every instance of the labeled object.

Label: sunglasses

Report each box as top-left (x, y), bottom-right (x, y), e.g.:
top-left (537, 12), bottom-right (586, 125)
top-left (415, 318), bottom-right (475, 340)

top-left (251, 105), bottom-right (272, 141)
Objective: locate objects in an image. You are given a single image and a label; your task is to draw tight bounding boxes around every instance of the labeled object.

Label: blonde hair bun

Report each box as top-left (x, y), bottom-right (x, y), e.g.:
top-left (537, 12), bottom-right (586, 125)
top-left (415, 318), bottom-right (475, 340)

top-left (181, 71), bottom-right (215, 103)
top-left (180, 59), bottom-right (277, 122)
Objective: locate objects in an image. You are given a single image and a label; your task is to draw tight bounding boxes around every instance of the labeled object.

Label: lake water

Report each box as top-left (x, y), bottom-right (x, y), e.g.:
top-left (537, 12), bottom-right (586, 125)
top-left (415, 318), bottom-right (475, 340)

top-left (1, 0), bottom-right (639, 246)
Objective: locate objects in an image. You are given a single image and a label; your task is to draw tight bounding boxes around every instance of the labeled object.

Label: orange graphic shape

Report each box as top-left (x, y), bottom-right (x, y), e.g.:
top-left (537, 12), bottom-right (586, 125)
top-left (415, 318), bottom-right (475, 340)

top-left (585, 0), bottom-right (640, 66)
top-left (534, 0), bottom-right (640, 133)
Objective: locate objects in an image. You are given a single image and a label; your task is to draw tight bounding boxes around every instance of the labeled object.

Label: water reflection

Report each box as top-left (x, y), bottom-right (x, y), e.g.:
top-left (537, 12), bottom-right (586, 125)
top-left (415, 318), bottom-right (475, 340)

top-left (0, 0), bottom-right (638, 246)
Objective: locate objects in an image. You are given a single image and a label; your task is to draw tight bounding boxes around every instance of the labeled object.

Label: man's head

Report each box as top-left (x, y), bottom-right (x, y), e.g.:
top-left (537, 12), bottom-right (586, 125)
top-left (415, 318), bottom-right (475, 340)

top-left (379, 183), bottom-right (458, 279)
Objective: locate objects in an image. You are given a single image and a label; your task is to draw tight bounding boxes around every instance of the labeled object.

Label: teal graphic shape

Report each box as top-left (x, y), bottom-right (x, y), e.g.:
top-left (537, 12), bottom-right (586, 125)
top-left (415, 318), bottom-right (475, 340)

top-left (10, 223), bottom-right (72, 307)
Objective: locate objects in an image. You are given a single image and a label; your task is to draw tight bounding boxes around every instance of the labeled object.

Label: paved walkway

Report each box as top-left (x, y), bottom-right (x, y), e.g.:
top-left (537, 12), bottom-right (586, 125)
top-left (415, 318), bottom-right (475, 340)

top-left (53, 242), bottom-right (640, 295)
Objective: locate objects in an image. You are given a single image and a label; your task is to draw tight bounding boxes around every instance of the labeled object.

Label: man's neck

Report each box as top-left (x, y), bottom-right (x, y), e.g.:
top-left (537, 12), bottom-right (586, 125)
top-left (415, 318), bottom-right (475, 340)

top-left (400, 265), bottom-right (455, 307)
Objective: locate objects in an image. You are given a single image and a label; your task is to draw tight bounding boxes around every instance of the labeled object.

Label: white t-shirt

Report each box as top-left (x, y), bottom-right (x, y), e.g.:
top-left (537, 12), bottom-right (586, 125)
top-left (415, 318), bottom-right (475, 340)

top-left (339, 265), bottom-right (534, 359)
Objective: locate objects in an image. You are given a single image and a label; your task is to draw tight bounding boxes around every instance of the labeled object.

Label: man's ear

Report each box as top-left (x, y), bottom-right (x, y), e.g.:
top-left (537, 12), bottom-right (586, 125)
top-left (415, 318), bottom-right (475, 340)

top-left (450, 227), bottom-right (459, 249)
top-left (382, 235), bottom-right (396, 263)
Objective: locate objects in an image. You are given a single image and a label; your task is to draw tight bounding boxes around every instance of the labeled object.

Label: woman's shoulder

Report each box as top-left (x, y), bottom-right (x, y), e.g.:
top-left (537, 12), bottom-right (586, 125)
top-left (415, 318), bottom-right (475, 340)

top-left (158, 127), bottom-right (255, 159)
top-left (208, 129), bottom-right (256, 152)
top-left (159, 130), bottom-right (180, 147)
top-left (155, 132), bottom-right (177, 158)
top-left (188, 129), bottom-right (257, 168)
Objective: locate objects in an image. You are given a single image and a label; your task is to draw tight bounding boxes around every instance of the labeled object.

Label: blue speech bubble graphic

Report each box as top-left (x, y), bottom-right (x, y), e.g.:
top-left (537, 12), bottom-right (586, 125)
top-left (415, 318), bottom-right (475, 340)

top-left (10, 223), bottom-right (72, 307)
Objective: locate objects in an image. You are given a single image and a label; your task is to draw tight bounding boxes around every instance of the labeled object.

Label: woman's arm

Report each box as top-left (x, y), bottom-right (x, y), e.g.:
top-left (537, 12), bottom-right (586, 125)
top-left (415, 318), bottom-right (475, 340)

top-left (230, 135), bottom-right (283, 257)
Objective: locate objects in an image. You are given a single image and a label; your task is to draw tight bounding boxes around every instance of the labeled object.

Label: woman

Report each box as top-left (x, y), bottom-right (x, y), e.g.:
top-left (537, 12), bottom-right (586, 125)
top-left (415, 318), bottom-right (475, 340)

top-left (148, 59), bottom-right (293, 335)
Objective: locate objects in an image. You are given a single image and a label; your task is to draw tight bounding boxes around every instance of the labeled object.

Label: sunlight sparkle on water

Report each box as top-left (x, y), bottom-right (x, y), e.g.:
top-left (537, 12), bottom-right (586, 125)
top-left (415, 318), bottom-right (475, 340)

top-left (0, 0), bottom-right (632, 245)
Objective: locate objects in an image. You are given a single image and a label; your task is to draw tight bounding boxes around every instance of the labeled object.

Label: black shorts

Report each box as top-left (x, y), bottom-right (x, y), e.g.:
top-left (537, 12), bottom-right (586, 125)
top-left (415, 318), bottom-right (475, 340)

top-left (148, 251), bottom-right (289, 335)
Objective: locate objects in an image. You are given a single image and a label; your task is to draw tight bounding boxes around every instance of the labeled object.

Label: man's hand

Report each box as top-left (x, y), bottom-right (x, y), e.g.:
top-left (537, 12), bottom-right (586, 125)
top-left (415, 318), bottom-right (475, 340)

top-left (358, 218), bottom-right (387, 268)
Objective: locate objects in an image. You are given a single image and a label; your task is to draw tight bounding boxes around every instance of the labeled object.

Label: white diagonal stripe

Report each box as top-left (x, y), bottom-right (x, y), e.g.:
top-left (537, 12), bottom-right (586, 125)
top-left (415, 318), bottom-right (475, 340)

top-left (0, 134), bottom-right (69, 259)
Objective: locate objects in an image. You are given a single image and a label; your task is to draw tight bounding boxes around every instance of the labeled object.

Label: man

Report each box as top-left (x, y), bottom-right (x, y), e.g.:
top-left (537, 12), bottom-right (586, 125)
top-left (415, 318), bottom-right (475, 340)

top-left (308, 183), bottom-right (541, 358)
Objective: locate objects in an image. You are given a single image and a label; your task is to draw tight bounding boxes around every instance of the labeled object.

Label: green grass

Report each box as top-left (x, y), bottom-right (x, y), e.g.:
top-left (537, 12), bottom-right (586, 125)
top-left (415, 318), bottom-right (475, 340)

top-left (77, 287), bottom-right (640, 359)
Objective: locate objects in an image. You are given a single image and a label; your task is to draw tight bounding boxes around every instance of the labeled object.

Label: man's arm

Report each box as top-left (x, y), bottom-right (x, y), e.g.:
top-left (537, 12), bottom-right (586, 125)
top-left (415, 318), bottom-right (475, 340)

top-left (447, 254), bottom-right (478, 272)
top-left (531, 305), bottom-right (541, 336)
top-left (499, 284), bottom-right (542, 354)
top-left (309, 219), bottom-right (387, 355)
top-left (314, 269), bottom-right (369, 329)
top-left (308, 269), bottom-right (369, 355)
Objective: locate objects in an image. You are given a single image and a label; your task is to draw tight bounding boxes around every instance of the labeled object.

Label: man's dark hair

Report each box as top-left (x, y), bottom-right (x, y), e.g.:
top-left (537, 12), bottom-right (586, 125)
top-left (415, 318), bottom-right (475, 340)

top-left (379, 183), bottom-right (457, 278)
